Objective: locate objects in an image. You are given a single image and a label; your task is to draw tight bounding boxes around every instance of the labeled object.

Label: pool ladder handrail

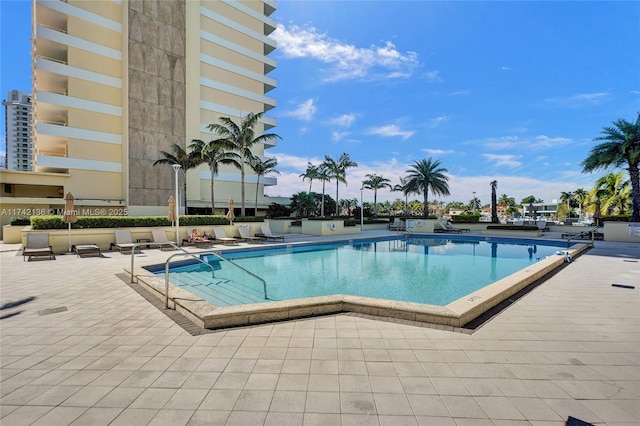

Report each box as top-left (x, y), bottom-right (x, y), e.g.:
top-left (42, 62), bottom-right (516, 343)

top-left (128, 242), bottom-right (268, 308)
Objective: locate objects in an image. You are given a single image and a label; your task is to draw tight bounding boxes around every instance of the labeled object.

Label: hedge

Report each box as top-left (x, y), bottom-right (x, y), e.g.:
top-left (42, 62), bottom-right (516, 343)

top-left (29, 215), bottom-right (264, 230)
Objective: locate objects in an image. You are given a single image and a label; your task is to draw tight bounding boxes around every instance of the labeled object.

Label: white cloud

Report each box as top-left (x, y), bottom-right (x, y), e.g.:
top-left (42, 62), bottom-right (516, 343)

top-left (543, 92), bottom-right (610, 107)
top-left (328, 113), bottom-right (356, 128)
top-left (332, 131), bottom-right (349, 142)
top-left (422, 148), bottom-right (455, 156)
top-left (447, 90), bottom-right (470, 97)
top-left (272, 23), bottom-right (419, 81)
top-left (283, 98), bottom-right (317, 122)
top-left (501, 66), bottom-right (511, 71)
top-left (428, 114), bottom-right (450, 128)
top-left (482, 153), bottom-right (522, 168)
top-left (532, 135), bottom-right (572, 149)
top-left (475, 135), bottom-right (572, 150)
top-left (367, 124), bottom-right (414, 140)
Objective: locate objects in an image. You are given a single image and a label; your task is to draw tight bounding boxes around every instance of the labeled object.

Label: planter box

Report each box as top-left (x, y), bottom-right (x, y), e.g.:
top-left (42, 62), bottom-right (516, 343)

top-left (301, 220), bottom-right (358, 236)
top-left (2, 224), bottom-right (26, 243)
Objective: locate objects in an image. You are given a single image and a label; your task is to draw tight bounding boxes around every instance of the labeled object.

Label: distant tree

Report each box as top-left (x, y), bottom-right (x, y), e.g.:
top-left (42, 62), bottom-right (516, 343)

top-left (361, 173), bottom-right (392, 217)
top-left (490, 180), bottom-right (499, 223)
top-left (588, 171), bottom-right (631, 216)
top-left (206, 112), bottom-right (281, 217)
top-left (189, 139), bottom-right (241, 214)
top-left (521, 195), bottom-right (540, 204)
top-left (581, 113), bottom-right (640, 222)
top-left (392, 177), bottom-right (411, 216)
top-left (299, 162), bottom-right (319, 193)
top-left (404, 158), bottom-right (450, 218)
top-left (498, 194), bottom-right (515, 207)
top-left (572, 188), bottom-right (588, 219)
top-left (153, 143), bottom-right (203, 213)
top-left (290, 192), bottom-right (315, 217)
top-left (322, 153), bottom-right (358, 216)
top-left (248, 156), bottom-right (279, 215)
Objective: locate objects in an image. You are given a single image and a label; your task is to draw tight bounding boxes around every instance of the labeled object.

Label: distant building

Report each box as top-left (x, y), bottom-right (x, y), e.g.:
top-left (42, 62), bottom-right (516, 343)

top-left (2, 90), bottom-right (33, 171)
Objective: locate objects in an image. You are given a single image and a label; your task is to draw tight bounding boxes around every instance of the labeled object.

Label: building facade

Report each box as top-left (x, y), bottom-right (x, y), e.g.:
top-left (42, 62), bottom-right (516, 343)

top-left (3, 90), bottom-right (34, 171)
top-left (0, 0), bottom-right (283, 234)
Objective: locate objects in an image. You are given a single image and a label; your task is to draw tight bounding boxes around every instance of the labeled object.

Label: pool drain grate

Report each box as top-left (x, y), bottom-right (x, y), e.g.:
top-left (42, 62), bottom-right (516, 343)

top-left (38, 307), bottom-right (68, 315)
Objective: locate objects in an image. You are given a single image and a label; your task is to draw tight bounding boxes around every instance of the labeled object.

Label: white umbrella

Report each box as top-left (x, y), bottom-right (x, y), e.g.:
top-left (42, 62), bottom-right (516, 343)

top-left (226, 199), bottom-right (235, 225)
top-left (62, 192), bottom-right (78, 253)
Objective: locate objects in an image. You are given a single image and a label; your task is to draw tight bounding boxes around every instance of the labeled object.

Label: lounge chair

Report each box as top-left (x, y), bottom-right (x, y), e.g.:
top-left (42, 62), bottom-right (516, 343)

top-left (445, 222), bottom-right (470, 233)
top-left (388, 218), bottom-right (405, 231)
top-left (72, 244), bottom-right (101, 258)
top-left (22, 233), bottom-right (54, 261)
top-left (434, 222), bottom-right (469, 234)
top-left (213, 227), bottom-right (239, 245)
top-left (535, 220), bottom-right (549, 231)
top-left (561, 227), bottom-right (603, 241)
top-left (152, 229), bottom-right (176, 251)
top-left (110, 230), bottom-right (140, 254)
top-left (237, 225), bottom-right (264, 243)
top-left (256, 224), bottom-right (285, 242)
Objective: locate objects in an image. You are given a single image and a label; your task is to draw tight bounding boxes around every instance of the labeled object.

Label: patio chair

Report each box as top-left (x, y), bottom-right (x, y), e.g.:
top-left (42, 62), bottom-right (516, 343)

top-left (22, 232), bottom-right (54, 261)
top-left (213, 227), bottom-right (239, 245)
top-left (445, 222), bottom-right (470, 233)
top-left (237, 225), bottom-right (264, 243)
top-left (433, 222), bottom-right (457, 233)
top-left (257, 224), bottom-right (285, 242)
top-left (388, 218), bottom-right (405, 231)
top-left (109, 230), bottom-right (140, 254)
top-left (72, 244), bottom-right (101, 258)
top-left (152, 229), bottom-right (176, 251)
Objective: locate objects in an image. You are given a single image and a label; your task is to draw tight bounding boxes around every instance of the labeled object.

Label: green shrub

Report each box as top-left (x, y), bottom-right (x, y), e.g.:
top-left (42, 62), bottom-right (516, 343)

top-left (29, 214), bottom-right (263, 230)
top-left (451, 214), bottom-right (480, 224)
top-left (601, 215), bottom-right (630, 222)
top-left (9, 216), bottom-right (30, 226)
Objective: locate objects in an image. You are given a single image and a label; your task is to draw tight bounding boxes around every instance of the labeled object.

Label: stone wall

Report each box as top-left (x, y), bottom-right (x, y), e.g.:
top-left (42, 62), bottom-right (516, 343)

top-left (128, 0), bottom-right (186, 206)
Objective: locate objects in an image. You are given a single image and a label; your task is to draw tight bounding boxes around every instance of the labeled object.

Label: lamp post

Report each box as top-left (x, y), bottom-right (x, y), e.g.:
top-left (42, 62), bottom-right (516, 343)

top-left (172, 164), bottom-right (181, 244)
top-left (360, 187), bottom-right (364, 232)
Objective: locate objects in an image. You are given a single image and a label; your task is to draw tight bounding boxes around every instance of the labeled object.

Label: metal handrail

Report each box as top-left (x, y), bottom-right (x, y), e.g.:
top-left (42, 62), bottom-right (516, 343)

top-left (128, 242), bottom-right (268, 308)
top-left (130, 242), bottom-right (214, 284)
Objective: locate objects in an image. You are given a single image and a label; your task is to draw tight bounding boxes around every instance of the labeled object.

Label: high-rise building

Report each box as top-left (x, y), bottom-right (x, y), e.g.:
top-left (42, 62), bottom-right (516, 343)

top-left (2, 90), bottom-right (34, 171)
top-left (0, 0), bottom-right (282, 229)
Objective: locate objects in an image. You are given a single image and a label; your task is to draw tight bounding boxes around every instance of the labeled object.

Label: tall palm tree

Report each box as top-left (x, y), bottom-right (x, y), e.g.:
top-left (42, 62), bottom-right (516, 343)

top-left (188, 139), bottom-right (241, 214)
top-left (392, 177), bottom-right (410, 216)
top-left (361, 173), bottom-right (391, 217)
top-left (322, 153), bottom-right (358, 216)
top-left (314, 165), bottom-right (331, 217)
top-left (582, 113), bottom-right (640, 222)
top-left (490, 180), bottom-right (499, 223)
top-left (248, 156), bottom-right (279, 215)
top-left (153, 143), bottom-right (202, 213)
top-left (560, 191), bottom-right (574, 217)
top-left (404, 158), bottom-right (450, 219)
top-left (572, 188), bottom-right (588, 220)
top-left (206, 112), bottom-right (281, 217)
top-left (300, 162), bottom-right (319, 193)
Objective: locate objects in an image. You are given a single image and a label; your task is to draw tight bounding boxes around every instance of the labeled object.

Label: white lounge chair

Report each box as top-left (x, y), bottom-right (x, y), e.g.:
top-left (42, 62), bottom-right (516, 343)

top-left (257, 224), bottom-right (285, 242)
top-left (152, 229), bottom-right (176, 250)
top-left (110, 230), bottom-right (140, 254)
top-left (213, 228), bottom-right (239, 245)
top-left (72, 244), bottom-right (101, 258)
top-left (237, 225), bottom-right (264, 243)
top-left (22, 233), bottom-right (54, 261)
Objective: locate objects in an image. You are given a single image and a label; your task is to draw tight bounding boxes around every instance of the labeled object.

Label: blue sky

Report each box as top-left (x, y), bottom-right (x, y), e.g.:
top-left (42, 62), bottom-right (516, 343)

top-left (3, 1), bottom-right (639, 207)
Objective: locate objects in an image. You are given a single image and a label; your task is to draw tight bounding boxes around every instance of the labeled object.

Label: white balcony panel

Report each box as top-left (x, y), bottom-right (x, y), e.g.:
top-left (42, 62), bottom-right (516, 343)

top-left (38, 0), bottom-right (122, 32)
top-left (223, 0), bottom-right (277, 33)
top-left (197, 112), bottom-right (277, 136)
top-left (36, 57), bottom-right (121, 88)
top-left (36, 90), bottom-right (122, 116)
top-left (37, 122), bottom-right (121, 145)
top-left (200, 54), bottom-right (275, 88)
top-left (200, 77), bottom-right (275, 106)
top-left (200, 30), bottom-right (276, 69)
top-left (200, 6), bottom-right (275, 49)
top-left (37, 26), bottom-right (122, 61)
top-left (199, 171), bottom-right (277, 186)
top-left (37, 154), bottom-right (122, 172)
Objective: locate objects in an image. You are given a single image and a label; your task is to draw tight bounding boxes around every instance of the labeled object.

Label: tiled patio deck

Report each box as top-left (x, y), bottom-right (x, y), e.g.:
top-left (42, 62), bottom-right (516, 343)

top-left (1, 231), bottom-right (638, 425)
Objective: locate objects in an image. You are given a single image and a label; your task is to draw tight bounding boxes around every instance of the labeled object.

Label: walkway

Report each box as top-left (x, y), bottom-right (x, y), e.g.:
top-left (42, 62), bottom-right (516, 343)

top-left (0, 232), bottom-right (638, 425)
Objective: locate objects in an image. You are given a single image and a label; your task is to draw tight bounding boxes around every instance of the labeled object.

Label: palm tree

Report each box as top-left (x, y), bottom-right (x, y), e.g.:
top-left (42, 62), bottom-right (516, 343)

top-left (361, 173), bottom-right (391, 217)
top-left (153, 143), bottom-right (202, 213)
top-left (290, 191), bottom-right (315, 217)
top-left (248, 156), bottom-right (279, 215)
top-left (490, 180), bottom-right (499, 223)
top-left (322, 153), bottom-right (358, 216)
top-left (188, 139), bottom-right (241, 214)
top-left (560, 191), bottom-right (574, 218)
top-left (572, 188), bottom-right (588, 220)
top-left (404, 158), bottom-right (450, 219)
top-left (589, 171), bottom-right (631, 216)
top-left (300, 162), bottom-right (319, 193)
top-left (314, 165), bottom-right (331, 217)
top-left (206, 112), bottom-right (281, 217)
top-left (392, 177), bottom-right (410, 216)
top-left (582, 113), bottom-right (640, 222)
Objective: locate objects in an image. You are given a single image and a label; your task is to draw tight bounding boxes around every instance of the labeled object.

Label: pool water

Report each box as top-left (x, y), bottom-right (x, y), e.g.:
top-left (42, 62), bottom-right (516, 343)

top-left (155, 236), bottom-right (570, 307)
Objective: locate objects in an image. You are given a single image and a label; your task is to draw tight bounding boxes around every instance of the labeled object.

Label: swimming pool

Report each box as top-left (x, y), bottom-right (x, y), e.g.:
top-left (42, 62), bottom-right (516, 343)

top-left (149, 235), bottom-right (572, 308)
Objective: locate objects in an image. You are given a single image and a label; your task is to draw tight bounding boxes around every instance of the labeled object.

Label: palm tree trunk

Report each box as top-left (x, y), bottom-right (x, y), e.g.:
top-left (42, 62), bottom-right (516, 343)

top-left (240, 163), bottom-right (246, 217)
top-left (423, 190), bottom-right (429, 219)
top-left (335, 181), bottom-right (339, 216)
top-left (255, 176), bottom-right (260, 215)
top-left (373, 190), bottom-right (378, 217)
top-left (321, 181), bottom-right (326, 217)
top-left (210, 166), bottom-right (215, 215)
top-left (183, 180), bottom-right (188, 215)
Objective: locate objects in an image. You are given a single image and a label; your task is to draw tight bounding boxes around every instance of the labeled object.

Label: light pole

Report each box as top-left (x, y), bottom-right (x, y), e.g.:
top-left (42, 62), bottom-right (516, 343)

top-left (360, 187), bottom-right (364, 232)
top-left (172, 164), bottom-right (181, 244)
